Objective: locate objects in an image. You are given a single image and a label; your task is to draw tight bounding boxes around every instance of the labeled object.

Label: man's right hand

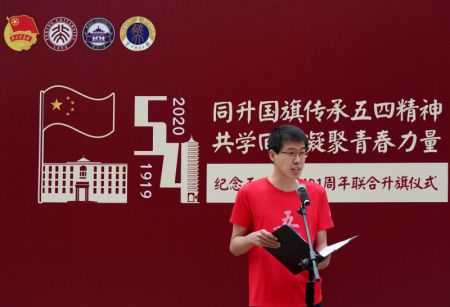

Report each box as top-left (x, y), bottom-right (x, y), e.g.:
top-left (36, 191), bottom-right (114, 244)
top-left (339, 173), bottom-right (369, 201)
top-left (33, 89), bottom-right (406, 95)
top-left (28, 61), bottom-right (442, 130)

top-left (230, 225), bottom-right (280, 256)
top-left (247, 229), bottom-right (281, 249)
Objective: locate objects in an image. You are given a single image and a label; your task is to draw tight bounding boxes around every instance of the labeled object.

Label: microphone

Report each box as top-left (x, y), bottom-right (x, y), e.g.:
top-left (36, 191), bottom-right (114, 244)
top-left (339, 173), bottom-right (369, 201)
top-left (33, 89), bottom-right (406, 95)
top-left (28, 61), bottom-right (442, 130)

top-left (297, 184), bottom-right (311, 206)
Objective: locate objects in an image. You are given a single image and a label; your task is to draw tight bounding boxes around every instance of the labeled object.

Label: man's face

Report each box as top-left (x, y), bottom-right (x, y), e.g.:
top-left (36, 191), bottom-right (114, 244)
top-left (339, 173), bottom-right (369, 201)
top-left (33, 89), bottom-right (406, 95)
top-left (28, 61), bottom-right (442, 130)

top-left (270, 140), bottom-right (307, 180)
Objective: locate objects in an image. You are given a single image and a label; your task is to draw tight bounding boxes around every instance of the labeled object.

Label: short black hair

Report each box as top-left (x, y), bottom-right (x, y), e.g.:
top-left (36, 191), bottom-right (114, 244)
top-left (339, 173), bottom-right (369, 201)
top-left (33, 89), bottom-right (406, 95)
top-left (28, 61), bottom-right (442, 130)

top-left (267, 124), bottom-right (309, 153)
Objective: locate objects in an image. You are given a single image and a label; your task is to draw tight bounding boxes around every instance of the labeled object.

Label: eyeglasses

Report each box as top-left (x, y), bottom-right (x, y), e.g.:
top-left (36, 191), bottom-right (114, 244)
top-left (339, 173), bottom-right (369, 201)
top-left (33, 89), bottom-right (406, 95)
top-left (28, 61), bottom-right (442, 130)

top-left (279, 151), bottom-right (308, 159)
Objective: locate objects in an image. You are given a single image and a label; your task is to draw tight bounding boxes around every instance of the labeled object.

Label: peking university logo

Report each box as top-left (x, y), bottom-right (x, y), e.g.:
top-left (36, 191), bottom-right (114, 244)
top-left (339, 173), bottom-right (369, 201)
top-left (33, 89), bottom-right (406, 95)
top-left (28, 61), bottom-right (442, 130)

top-left (44, 17), bottom-right (78, 51)
top-left (38, 85), bottom-right (127, 204)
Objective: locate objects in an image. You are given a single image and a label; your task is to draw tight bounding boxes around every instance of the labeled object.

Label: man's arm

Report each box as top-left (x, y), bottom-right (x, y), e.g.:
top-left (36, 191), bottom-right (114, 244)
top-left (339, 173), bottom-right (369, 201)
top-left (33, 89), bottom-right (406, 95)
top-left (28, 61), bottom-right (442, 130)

top-left (315, 229), bottom-right (331, 270)
top-left (229, 224), bottom-right (280, 256)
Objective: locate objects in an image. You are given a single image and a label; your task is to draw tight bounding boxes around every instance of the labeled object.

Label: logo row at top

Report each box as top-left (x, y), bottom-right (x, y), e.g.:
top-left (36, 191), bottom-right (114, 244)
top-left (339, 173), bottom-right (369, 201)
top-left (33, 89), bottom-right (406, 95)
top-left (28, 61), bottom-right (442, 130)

top-left (4, 15), bottom-right (156, 52)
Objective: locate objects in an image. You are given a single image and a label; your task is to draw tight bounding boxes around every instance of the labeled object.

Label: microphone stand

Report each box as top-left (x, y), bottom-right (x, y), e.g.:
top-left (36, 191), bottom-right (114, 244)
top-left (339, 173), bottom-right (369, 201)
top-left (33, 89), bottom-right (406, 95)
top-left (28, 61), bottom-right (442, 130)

top-left (297, 195), bottom-right (320, 307)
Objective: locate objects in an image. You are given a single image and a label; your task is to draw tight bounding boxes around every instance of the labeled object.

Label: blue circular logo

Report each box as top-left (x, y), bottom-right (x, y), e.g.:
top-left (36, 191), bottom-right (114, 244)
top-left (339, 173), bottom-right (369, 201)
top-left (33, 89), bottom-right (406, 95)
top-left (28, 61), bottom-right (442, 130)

top-left (120, 16), bottom-right (156, 51)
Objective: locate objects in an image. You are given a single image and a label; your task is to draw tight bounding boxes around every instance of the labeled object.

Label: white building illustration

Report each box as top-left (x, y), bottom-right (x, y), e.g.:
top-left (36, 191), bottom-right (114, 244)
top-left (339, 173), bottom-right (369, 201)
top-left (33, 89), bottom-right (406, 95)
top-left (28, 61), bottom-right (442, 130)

top-left (40, 157), bottom-right (127, 203)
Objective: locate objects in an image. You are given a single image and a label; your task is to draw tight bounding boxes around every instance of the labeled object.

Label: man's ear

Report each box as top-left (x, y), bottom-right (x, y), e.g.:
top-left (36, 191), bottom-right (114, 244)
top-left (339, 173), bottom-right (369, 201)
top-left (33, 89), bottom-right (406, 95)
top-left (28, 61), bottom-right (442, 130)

top-left (269, 150), bottom-right (276, 162)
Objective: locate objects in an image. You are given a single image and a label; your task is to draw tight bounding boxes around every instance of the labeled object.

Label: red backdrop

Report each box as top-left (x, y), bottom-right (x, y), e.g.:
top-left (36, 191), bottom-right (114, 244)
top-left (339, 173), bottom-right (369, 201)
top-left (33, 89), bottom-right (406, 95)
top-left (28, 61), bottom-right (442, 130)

top-left (1, 0), bottom-right (449, 306)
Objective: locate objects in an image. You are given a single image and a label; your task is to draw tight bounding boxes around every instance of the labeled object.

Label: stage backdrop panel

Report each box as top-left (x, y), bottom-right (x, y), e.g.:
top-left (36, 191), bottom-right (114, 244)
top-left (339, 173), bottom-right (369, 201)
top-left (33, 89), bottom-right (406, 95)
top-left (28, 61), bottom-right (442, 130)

top-left (1, 1), bottom-right (449, 307)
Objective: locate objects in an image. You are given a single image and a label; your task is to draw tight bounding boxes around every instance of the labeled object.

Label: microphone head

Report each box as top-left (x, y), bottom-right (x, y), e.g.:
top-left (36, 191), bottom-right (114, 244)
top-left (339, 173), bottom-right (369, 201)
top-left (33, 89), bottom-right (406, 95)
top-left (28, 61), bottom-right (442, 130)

top-left (297, 183), bottom-right (307, 192)
top-left (296, 183), bottom-right (311, 206)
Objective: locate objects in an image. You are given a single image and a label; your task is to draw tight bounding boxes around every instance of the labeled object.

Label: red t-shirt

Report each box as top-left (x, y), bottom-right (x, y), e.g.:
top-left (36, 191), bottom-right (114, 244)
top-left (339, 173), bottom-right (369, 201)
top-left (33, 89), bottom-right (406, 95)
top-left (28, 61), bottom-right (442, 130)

top-left (230, 178), bottom-right (334, 307)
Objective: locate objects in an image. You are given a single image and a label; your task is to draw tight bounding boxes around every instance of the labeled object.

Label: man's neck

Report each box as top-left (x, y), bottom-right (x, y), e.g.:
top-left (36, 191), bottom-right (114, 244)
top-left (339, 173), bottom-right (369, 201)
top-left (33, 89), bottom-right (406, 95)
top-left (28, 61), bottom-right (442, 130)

top-left (268, 174), bottom-right (298, 192)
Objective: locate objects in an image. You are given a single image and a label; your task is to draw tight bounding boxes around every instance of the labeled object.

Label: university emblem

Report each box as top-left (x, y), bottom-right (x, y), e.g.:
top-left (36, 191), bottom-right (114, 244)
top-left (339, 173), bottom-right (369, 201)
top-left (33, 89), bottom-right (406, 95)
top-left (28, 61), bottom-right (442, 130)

top-left (44, 17), bottom-right (78, 51)
top-left (82, 17), bottom-right (115, 51)
top-left (4, 15), bottom-right (39, 51)
top-left (120, 16), bottom-right (156, 51)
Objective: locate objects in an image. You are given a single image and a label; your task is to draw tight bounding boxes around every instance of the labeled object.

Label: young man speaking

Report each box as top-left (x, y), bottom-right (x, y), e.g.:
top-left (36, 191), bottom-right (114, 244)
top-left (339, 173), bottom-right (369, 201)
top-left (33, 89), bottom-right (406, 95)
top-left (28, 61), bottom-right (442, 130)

top-left (230, 125), bottom-right (334, 307)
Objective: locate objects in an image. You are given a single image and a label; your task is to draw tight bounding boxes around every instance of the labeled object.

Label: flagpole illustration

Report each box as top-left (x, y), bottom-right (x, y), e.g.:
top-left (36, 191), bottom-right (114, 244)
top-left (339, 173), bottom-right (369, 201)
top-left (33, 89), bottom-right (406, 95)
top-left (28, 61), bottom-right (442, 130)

top-left (38, 90), bottom-right (44, 204)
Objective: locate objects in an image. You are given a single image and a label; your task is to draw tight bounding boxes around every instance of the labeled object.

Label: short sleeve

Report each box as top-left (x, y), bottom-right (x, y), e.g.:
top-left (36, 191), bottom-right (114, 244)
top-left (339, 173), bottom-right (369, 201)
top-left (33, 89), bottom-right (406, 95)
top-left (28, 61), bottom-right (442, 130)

top-left (317, 187), bottom-right (334, 231)
top-left (229, 186), bottom-right (253, 229)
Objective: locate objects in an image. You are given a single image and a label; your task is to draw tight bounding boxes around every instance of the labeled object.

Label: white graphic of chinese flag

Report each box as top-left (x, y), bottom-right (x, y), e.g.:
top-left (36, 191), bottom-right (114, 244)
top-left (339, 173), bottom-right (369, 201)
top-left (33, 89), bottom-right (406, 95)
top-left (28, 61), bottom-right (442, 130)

top-left (40, 85), bottom-right (115, 137)
top-left (38, 85), bottom-right (115, 203)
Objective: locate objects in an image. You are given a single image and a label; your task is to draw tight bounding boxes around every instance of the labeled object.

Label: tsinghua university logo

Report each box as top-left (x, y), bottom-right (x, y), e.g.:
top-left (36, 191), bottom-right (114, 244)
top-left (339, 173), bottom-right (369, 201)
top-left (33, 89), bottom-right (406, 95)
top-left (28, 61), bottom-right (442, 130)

top-left (38, 85), bottom-right (127, 204)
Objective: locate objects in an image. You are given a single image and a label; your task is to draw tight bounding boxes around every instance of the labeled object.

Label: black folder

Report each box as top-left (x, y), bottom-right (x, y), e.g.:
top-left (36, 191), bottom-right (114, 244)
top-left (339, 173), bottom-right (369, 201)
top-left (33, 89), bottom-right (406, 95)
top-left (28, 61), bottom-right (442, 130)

top-left (265, 225), bottom-right (358, 274)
